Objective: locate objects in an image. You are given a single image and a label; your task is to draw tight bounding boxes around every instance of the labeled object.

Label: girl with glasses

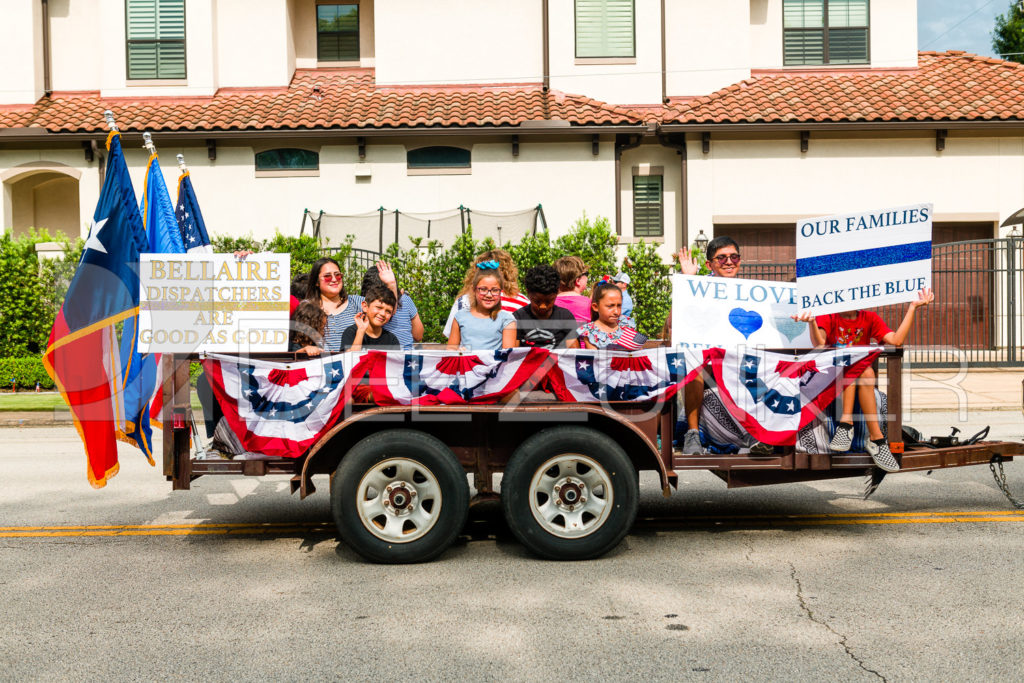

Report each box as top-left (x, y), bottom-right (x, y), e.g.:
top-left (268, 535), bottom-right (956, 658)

top-left (443, 249), bottom-right (529, 339)
top-left (447, 265), bottom-right (518, 351)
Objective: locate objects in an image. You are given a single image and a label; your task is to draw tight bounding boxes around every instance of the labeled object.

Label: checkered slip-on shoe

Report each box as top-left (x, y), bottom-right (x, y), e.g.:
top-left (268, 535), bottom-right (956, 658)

top-left (828, 423), bottom-right (855, 452)
top-left (682, 429), bottom-right (704, 455)
top-left (866, 439), bottom-right (900, 472)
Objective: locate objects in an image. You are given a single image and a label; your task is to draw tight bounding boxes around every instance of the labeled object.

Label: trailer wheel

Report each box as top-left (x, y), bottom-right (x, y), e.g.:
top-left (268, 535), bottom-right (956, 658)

top-left (330, 430), bottom-right (469, 564)
top-left (502, 426), bottom-right (638, 560)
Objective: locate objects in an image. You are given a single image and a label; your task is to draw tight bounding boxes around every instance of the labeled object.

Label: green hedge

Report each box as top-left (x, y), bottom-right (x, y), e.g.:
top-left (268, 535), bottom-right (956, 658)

top-left (0, 357), bottom-right (55, 390)
top-left (2, 217), bottom-right (695, 375)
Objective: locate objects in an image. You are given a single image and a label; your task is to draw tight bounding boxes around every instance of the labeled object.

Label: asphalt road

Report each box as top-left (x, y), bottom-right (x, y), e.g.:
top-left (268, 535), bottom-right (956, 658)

top-left (1, 417), bottom-right (1022, 682)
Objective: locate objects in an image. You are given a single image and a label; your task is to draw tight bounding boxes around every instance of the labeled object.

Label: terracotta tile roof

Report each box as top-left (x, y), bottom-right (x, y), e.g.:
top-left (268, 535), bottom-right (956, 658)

top-left (665, 51), bottom-right (1024, 124)
top-left (0, 68), bottom-right (643, 134)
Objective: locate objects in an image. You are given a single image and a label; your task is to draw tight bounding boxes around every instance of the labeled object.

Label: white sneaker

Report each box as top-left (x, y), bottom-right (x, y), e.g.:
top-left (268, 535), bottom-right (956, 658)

top-left (829, 423), bottom-right (854, 452)
top-left (865, 439), bottom-right (899, 472)
top-left (682, 429), bottom-right (704, 455)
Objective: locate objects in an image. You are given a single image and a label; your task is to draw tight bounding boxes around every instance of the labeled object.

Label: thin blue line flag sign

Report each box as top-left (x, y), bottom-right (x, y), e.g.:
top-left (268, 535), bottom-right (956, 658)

top-left (795, 203), bottom-right (932, 316)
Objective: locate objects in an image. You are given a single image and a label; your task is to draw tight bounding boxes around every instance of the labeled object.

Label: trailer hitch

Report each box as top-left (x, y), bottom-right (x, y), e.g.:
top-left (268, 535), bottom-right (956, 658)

top-left (990, 456), bottom-right (1024, 510)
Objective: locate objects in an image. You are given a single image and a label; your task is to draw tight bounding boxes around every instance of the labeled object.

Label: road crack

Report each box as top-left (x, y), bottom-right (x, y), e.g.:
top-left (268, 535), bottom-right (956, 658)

top-left (789, 562), bottom-right (887, 683)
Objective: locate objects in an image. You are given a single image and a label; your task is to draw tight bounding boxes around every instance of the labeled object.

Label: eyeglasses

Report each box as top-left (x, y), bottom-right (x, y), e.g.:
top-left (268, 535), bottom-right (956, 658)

top-left (476, 287), bottom-right (501, 297)
top-left (712, 254), bottom-right (741, 265)
top-left (580, 271), bottom-right (590, 278)
top-left (320, 272), bottom-right (343, 282)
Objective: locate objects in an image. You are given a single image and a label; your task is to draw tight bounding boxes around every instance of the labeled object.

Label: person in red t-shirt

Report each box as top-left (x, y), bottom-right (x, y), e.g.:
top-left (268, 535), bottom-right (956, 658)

top-left (793, 287), bottom-right (933, 472)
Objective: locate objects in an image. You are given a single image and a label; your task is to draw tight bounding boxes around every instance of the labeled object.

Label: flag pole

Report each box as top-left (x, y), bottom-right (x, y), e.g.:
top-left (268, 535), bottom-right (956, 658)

top-left (142, 131), bottom-right (157, 156)
top-left (103, 109), bottom-right (118, 132)
top-left (176, 153), bottom-right (187, 173)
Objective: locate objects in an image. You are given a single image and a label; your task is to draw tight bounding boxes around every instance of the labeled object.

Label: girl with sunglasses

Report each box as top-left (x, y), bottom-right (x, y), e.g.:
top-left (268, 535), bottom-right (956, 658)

top-left (447, 264), bottom-right (518, 351)
top-left (304, 257), bottom-right (364, 354)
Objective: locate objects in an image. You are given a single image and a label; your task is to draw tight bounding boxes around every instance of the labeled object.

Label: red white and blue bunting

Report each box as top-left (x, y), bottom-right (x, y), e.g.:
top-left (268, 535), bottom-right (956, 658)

top-left (203, 346), bottom-right (880, 458)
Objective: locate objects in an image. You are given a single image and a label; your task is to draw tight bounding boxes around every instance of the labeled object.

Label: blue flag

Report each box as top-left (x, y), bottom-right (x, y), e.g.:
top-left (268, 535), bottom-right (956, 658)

top-left (176, 170), bottom-right (212, 253)
top-left (120, 151), bottom-right (185, 460)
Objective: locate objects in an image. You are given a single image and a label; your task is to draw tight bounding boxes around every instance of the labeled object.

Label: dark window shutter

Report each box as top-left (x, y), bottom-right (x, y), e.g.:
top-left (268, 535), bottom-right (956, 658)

top-left (126, 0), bottom-right (186, 79)
top-left (633, 175), bottom-right (663, 238)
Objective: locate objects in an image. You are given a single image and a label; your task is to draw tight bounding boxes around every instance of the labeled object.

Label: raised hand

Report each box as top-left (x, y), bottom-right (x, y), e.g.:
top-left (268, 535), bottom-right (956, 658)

top-left (376, 260), bottom-right (397, 287)
top-left (910, 287), bottom-right (934, 308)
top-left (675, 247), bottom-right (699, 275)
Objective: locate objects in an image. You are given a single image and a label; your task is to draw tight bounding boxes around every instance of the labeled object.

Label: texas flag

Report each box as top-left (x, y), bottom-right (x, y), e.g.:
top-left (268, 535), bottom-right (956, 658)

top-left (44, 131), bottom-right (145, 488)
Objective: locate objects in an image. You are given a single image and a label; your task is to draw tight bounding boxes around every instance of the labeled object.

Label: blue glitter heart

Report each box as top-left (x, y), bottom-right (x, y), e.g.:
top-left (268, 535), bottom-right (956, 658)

top-left (728, 308), bottom-right (763, 339)
top-left (773, 316), bottom-right (806, 342)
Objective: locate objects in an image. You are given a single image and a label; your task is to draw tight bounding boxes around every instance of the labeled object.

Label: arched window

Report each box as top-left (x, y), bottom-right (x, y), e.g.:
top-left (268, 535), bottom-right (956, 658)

top-left (407, 146), bottom-right (471, 175)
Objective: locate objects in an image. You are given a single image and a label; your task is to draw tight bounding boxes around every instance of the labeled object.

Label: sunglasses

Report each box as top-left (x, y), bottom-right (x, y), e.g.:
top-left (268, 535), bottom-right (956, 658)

top-left (712, 254), bottom-right (741, 265)
top-left (320, 272), bottom-right (343, 282)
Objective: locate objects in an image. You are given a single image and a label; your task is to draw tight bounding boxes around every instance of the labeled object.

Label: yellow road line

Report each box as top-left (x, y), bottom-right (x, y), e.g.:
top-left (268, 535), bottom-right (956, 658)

top-left (0, 511), bottom-right (1022, 538)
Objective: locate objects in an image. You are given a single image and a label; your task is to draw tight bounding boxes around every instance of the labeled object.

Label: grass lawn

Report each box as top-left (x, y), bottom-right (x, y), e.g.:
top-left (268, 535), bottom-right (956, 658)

top-left (0, 392), bottom-right (203, 413)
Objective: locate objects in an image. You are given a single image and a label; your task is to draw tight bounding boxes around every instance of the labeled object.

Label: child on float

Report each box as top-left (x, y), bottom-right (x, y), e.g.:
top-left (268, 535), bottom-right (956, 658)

top-left (341, 285), bottom-right (401, 352)
top-left (577, 279), bottom-right (648, 351)
top-left (443, 249), bottom-right (529, 339)
top-left (447, 264), bottom-right (518, 351)
top-left (360, 260), bottom-right (424, 350)
top-left (553, 255), bottom-right (593, 325)
top-left (793, 287), bottom-right (934, 472)
top-left (514, 264), bottom-right (580, 349)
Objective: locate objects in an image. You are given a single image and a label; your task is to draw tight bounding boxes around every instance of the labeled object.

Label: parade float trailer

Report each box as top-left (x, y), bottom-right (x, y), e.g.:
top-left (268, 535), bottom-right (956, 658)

top-left (159, 347), bottom-right (1024, 564)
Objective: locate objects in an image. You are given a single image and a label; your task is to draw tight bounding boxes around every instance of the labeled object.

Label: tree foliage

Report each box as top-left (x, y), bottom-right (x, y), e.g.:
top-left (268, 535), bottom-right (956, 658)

top-left (992, 1), bottom-right (1024, 63)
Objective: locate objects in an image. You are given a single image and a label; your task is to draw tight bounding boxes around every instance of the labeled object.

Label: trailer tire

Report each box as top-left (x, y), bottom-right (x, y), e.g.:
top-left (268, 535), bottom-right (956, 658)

top-left (502, 426), bottom-right (638, 560)
top-left (330, 430), bottom-right (469, 564)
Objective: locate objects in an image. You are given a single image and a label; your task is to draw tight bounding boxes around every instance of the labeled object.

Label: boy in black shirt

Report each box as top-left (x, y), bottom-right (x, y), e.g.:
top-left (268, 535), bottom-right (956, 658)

top-left (513, 265), bottom-right (580, 349)
top-left (341, 285), bottom-right (400, 351)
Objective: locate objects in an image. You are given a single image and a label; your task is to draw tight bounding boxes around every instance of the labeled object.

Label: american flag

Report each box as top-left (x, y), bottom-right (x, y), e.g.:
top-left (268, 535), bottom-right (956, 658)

top-left (174, 170), bottom-right (212, 253)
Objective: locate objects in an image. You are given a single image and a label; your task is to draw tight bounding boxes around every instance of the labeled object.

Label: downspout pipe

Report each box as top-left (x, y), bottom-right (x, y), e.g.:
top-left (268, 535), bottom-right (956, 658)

top-left (660, 0), bottom-right (667, 104)
top-left (614, 134), bottom-right (644, 236)
top-left (542, 0), bottom-right (550, 92)
top-left (656, 131), bottom-right (688, 250)
top-left (41, 0), bottom-right (52, 96)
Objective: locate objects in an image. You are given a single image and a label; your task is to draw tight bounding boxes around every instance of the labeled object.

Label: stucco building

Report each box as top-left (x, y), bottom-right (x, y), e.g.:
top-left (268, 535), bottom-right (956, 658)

top-left (2, 0), bottom-right (1023, 264)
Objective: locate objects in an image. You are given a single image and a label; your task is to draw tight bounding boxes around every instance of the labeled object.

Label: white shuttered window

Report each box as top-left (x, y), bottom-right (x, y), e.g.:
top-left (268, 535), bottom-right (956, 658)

top-left (126, 0), bottom-right (186, 80)
top-left (783, 0), bottom-right (868, 66)
top-left (575, 0), bottom-right (635, 59)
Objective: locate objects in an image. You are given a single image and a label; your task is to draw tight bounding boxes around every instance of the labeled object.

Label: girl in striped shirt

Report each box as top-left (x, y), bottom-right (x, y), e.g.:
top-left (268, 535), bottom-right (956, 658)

top-left (577, 280), bottom-right (647, 351)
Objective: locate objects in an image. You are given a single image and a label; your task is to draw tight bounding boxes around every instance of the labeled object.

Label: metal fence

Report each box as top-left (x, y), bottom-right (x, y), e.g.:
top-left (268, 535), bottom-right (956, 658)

top-left (744, 237), bottom-right (1023, 367)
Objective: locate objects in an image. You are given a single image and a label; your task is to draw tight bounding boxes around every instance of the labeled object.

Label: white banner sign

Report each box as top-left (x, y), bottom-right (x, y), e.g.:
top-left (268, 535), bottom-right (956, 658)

top-left (139, 253), bottom-right (291, 352)
top-left (796, 203), bottom-right (932, 316)
top-left (671, 274), bottom-right (812, 349)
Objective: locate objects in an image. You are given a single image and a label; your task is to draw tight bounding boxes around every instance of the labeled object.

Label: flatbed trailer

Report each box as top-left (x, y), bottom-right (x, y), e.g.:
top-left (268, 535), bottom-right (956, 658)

top-left (161, 348), bottom-right (1024, 563)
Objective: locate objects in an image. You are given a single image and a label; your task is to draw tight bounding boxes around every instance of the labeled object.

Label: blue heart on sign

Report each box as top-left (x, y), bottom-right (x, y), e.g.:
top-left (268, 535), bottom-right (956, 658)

top-left (728, 308), bottom-right (763, 339)
top-left (773, 316), bottom-right (807, 342)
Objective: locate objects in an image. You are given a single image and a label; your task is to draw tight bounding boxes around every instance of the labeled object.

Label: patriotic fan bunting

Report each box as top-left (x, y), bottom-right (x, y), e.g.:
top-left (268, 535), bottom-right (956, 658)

top-left (544, 347), bottom-right (706, 402)
top-left (203, 352), bottom-right (373, 458)
top-left (368, 348), bottom-right (550, 405)
top-left (201, 347), bottom-right (880, 458)
top-left (705, 346), bottom-right (881, 446)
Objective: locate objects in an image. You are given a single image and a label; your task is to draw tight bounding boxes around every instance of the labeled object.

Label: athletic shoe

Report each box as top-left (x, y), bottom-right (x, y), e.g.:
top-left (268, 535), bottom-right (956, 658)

top-left (682, 429), bottom-right (704, 455)
top-left (828, 423), bottom-right (855, 452)
top-left (749, 440), bottom-right (774, 457)
top-left (866, 439), bottom-right (900, 472)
